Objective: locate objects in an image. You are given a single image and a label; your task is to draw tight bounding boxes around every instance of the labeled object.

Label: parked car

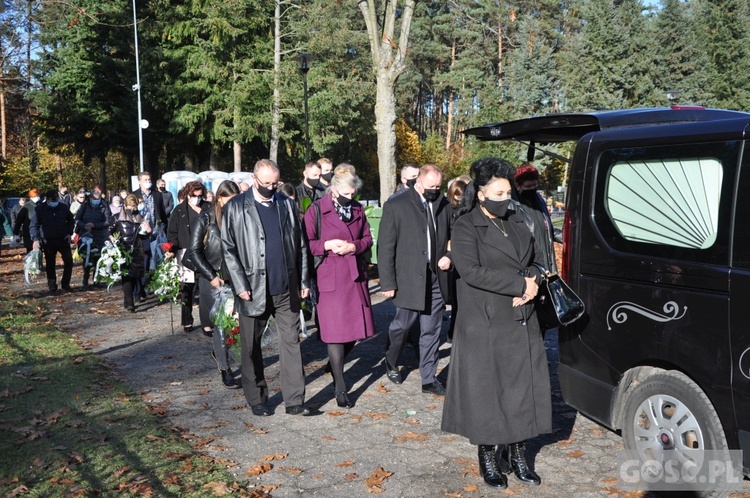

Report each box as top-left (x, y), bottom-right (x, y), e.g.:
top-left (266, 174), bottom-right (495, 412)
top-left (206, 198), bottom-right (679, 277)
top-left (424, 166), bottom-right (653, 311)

top-left (464, 106), bottom-right (750, 496)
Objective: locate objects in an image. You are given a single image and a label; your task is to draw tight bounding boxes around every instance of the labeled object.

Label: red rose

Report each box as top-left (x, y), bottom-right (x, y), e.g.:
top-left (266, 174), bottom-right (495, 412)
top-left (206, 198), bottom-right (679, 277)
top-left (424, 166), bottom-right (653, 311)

top-left (226, 337), bottom-right (237, 346)
top-left (161, 242), bottom-right (174, 252)
top-left (229, 326), bottom-right (240, 336)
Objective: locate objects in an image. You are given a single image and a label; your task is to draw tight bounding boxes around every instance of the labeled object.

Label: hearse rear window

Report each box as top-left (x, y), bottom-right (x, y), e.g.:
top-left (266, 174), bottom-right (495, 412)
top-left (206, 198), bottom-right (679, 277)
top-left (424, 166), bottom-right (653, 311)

top-left (594, 141), bottom-right (738, 265)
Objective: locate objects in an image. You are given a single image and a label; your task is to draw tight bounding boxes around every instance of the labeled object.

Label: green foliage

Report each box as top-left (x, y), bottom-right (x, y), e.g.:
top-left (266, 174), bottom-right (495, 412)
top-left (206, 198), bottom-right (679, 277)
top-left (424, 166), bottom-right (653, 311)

top-left (8, 0), bottom-right (750, 198)
top-left (0, 293), bottom-right (241, 497)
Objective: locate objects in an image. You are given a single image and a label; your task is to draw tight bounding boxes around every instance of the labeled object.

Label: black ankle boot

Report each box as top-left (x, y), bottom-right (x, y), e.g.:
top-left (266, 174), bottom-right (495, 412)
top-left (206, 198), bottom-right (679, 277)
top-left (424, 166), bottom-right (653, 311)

top-left (477, 445), bottom-right (508, 489)
top-left (221, 370), bottom-right (239, 389)
top-left (508, 441), bottom-right (541, 485)
top-left (495, 445), bottom-right (512, 475)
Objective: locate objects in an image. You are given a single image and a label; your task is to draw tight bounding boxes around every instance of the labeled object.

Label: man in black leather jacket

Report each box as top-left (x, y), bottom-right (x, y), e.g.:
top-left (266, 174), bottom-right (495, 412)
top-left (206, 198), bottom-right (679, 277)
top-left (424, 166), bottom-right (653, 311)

top-left (221, 159), bottom-right (311, 417)
top-left (31, 190), bottom-right (75, 292)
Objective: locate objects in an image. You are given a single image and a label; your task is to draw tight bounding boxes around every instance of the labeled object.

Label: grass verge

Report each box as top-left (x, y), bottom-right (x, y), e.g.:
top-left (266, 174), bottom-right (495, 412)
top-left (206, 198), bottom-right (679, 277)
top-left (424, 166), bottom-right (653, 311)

top-left (0, 292), bottom-right (254, 497)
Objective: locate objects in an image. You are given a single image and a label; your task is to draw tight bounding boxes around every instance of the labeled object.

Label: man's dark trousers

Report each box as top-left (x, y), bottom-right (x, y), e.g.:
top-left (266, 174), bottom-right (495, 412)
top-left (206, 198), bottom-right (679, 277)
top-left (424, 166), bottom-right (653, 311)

top-left (385, 269), bottom-right (444, 384)
top-left (43, 238), bottom-right (73, 288)
top-left (238, 292), bottom-right (305, 408)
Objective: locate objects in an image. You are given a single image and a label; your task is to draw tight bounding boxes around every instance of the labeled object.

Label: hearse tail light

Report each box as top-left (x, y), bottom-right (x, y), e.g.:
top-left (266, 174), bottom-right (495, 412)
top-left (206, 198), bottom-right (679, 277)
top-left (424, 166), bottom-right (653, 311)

top-left (561, 211), bottom-right (571, 282)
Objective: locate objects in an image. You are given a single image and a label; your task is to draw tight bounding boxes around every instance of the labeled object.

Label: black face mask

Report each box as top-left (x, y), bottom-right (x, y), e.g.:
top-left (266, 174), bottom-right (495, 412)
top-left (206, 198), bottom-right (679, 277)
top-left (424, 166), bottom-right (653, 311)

top-left (336, 194), bottom-right (353, 207)
top-left (519, 188), bottom-right (537, 200)
top-left (307, 177), bottom-right (320, 188)
top-left (125, 208), bottom-right (135, 216)
top-left (482, 197), bottom-right (512, 218)
top-left (406, 178), bottom-right (417, 189)
top-left (321, 172), bottom-right (333, 183)
top-left (422, 188), bottom-right (441, 203)
top-left (158, 186), bottom-right (166, 192)
top-left (256, 183), bottom-right (276, 199)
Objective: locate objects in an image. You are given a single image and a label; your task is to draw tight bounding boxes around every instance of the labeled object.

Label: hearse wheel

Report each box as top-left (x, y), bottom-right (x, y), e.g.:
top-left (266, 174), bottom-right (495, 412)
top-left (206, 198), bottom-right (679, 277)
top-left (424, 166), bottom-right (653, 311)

top-left (622, 371), bottom-right (734, 498)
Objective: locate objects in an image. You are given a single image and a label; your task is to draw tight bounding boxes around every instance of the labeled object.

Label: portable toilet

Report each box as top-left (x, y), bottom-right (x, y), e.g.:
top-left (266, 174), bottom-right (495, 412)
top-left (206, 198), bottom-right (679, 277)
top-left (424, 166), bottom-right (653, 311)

top-left (160, 171), bottom-right (199, 204)
top-left (197, 171), bottom-right (230, 194)
top-left (229, 171), bottom-right (255, 188)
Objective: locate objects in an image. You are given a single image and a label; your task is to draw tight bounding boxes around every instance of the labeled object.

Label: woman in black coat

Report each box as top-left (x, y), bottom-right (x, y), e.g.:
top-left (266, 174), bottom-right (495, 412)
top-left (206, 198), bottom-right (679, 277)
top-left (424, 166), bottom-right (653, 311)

top-left (188, 180), bottom-right (240, 389)
top-left (75, 187), bottom-right (113, 286)
top-left (166, 180), bottom-right (209, 332)
top-left (111, 194), bottom-right (151, 312)
top-left (441, 158), bottom-right (551, 490)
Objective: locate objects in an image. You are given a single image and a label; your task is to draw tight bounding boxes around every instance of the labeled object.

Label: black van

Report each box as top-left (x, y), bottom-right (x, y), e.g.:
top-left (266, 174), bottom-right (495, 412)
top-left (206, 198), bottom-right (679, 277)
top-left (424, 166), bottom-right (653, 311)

top-left (465, 107), bottom-right (750, 492)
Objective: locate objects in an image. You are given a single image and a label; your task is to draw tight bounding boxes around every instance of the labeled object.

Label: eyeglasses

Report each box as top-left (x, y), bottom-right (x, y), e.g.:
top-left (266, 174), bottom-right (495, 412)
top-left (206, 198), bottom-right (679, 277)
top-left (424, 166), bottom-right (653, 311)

top-left (256, 179), bottom-right (279, 188)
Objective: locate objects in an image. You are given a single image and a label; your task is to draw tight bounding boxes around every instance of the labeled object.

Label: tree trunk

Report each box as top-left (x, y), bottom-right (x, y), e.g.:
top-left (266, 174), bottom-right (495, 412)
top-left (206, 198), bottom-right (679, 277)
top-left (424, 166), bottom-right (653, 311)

top-left (0, 90), bottom-right (5, 160)
top-left (375, 73), bottom-right (398, 203)
top-left (98, 153), bottom-right (107, 193)
top-left (233, 141), bottom-right (241, 172)
top-left (269, 0), bottom-right (281, 163)
top-left (55, 155), bottom-right (63, 187)
top-left (126, 154), bottom-right (135, 183)
top-left (358, 0), bottom-right (416, 205)
top-left (209, 146), bottom-right (220, 170)
top-left (445, 40), bottom-right (456, 151)
top-left (497, 20), bottom-right (503, 88)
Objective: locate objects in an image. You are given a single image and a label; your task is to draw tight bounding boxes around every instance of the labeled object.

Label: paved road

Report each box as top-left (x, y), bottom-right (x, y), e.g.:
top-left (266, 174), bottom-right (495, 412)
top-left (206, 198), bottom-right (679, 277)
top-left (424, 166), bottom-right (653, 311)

top-left (43, 277), bottom-right (748, 497)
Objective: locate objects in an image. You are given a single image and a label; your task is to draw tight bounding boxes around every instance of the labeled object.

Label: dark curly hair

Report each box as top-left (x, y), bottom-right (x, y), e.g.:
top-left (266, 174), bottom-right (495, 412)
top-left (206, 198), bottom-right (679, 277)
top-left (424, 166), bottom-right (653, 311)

top-left (457, 157), bottom-right (516, 218)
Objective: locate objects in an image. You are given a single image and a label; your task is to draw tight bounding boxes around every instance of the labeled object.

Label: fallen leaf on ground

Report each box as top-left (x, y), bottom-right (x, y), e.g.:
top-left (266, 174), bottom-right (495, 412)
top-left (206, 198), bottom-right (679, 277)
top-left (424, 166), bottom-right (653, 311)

top-left (203, 481), bottom-right (232, 496)
top-left (327, 411), bottom-right (347, 417)
top-left (336, 460), bottom-right (355, 467)
top-left (463, 484), bottom-right (479, 492)
top-left (277, 466), bottom-right (302, 475)
top-left (343, 473), bottom-right (359, 481)
top-left (394, 431), bottom-right (428, 443)
top-left (322, 435), bottom-right (337, 441)
top-left (113, 466), bottom-right (131, 478)
top-left (245, 463), bottom-right (272, 476)
top-left (425, 405), bottom-right (437, 410)
top-left (363, 412), bottom-right (391, 420)
top-left (600, 477), bottom-right (618, 485)
top-left (312, 474), bottom-right (324, 479)
top-left (259, 453), bottom-right (288, 462)
top-left (364, 467), bottom-right (393, 493)
top-left (250, 427), bottom-right (269, 435)
top-left (405, 418), bottom-right (420, 424)
top-left (377, 383), bottom-right (390, 393)
top-left (567, 450), bottom-right (585, 458)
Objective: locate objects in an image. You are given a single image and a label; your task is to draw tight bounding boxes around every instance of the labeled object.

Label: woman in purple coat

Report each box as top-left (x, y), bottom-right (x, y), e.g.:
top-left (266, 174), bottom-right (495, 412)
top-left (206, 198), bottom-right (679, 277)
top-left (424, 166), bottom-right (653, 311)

top-left (303, 164), bottom-right (375, 408)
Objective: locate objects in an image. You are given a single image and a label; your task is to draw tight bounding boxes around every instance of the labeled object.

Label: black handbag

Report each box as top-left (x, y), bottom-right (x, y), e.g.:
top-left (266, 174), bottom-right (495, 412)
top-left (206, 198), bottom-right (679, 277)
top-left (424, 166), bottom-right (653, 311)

top-left (311, 201), bottom-right (326, 269)
top-left (531, 264), bottom-right (585, 330)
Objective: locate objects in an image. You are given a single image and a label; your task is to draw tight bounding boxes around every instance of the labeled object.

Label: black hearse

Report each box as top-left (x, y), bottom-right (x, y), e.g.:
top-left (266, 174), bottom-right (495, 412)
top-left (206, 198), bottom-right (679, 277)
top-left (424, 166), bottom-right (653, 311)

top-left (465, 107), bottom-right (750, 493)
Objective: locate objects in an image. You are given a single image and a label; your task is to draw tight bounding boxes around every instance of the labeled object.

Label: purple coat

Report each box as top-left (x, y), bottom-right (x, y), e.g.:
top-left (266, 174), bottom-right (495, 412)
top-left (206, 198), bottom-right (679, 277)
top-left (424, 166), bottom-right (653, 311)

top-left (304, 194), bottom-right (375, 343)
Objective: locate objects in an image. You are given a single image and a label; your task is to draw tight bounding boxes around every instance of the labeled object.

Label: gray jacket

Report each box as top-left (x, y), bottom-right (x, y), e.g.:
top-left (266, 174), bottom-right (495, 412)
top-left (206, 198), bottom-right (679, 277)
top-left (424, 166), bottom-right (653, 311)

top-left (221, 189), bottom-right (309, 317)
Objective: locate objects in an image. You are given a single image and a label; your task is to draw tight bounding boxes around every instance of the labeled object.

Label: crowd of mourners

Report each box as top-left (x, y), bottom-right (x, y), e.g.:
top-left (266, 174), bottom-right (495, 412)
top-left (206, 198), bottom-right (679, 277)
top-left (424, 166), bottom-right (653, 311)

top-left (3, 156), bottom-right (561, 491)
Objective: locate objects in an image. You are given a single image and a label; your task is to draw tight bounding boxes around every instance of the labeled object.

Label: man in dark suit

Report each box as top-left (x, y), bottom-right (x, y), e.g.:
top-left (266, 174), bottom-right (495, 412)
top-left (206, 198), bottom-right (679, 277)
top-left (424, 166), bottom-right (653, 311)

top-left (295, 161), bottom-right (325, 205)
top-left (156, 178), bottom-right (174, 217)
top-left (378, 164), bottom-right (452, 395)
top-left (221, 159), bottom-right (311, 417)
top-left (133, 171), bottom-right (169, 298)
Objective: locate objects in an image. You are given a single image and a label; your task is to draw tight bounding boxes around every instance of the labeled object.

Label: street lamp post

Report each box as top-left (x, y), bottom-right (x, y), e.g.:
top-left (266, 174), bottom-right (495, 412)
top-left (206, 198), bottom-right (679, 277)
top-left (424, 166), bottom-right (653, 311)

top-left (294, 54), bottom-right (314, 162)
top-left (132, 0), bottom-right (146, 173)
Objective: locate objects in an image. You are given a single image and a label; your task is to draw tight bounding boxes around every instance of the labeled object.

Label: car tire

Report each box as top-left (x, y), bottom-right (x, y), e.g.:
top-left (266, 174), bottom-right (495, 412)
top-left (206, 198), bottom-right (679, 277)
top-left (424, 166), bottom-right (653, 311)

top-left (621, 370), bottom-right (736, 498)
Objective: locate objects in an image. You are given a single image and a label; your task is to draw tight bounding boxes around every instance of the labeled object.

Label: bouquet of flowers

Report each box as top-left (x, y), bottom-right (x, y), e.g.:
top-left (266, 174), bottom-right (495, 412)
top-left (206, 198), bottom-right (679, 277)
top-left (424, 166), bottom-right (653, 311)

top-left (148, 242), bottom-right (182, 303)
top-left (23, 248), bottom-right (42, 286)
top-left (94, 235), bottom-right (131, 289)
top-left (210, 285), bottom-right (241, 353)
top-left (77, 232), bottom-right (100, 268)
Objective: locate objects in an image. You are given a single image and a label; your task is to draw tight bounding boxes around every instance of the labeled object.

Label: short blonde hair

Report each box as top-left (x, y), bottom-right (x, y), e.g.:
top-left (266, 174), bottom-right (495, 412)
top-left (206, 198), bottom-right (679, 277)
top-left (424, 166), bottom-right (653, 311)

top-left (331, 163), bottom-right (363, 191)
